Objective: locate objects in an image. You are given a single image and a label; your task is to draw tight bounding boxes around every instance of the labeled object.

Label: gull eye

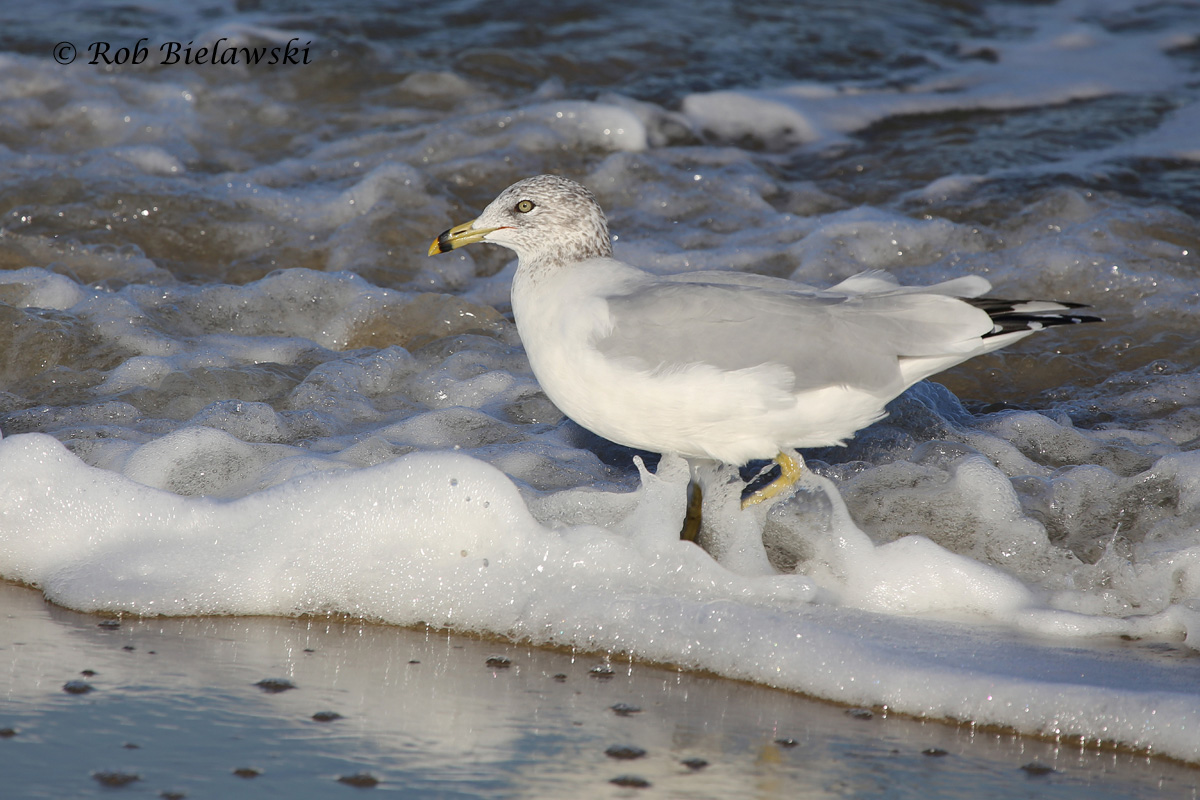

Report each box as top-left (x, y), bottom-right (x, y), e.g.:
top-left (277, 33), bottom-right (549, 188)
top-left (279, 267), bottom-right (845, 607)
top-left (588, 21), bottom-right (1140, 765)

top-left (515, 199), bottom-right (535, 213)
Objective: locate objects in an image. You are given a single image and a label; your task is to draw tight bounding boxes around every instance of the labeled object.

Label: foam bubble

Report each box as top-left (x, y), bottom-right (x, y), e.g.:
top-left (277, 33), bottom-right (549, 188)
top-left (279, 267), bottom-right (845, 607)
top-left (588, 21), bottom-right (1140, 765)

top-left (0, 267), bottom-right (87, 310)
top-left (528, 101), bottom-right (649, 152)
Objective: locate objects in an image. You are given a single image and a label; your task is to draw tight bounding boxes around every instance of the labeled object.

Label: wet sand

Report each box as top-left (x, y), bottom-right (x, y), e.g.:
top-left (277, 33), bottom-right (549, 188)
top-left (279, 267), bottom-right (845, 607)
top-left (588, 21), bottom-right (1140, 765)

top-left (1, 580), bottom-right (1195, 799)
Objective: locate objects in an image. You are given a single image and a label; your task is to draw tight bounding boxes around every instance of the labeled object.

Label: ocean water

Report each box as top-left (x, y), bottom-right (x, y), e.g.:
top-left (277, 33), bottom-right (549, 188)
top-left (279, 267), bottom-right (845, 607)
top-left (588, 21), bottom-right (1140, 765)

top-left (2, 0), bottom-right (1200, 780)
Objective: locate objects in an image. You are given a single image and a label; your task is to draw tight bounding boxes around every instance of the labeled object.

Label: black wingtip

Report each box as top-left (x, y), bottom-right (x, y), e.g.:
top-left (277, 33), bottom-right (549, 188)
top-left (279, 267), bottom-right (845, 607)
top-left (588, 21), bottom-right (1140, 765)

top-left (967, 297), bottom-right (1103, 338)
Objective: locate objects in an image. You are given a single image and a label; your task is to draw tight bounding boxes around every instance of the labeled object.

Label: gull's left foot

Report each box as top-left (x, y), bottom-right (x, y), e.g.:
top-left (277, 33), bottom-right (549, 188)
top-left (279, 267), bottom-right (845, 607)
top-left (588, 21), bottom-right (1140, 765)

top-left (742, 451), bottom-right (805, 509)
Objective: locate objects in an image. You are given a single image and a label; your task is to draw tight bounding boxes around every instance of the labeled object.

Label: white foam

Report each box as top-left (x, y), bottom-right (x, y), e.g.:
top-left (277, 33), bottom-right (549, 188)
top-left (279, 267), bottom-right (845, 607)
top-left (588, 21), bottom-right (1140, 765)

top-left (0, 267), bottom-right (87, 310)
top-left (111, 145), bottom-right (186, 175)
top-left (1, 433), bottom-right (1198, 761)
top-left (526, 101), bottom-right (649, 152)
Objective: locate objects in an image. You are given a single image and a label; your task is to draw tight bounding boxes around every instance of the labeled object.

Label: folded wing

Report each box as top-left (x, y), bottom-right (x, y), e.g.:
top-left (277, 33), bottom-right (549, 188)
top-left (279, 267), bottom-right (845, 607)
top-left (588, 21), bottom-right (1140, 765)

top-left (595, 271), bottom-right (1003, 395)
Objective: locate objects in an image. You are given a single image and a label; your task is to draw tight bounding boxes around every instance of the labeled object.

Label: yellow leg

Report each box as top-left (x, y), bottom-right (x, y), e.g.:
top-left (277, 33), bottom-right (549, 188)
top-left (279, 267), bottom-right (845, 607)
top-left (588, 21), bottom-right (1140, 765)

top-left (741, 451), bottom-right (805, 509)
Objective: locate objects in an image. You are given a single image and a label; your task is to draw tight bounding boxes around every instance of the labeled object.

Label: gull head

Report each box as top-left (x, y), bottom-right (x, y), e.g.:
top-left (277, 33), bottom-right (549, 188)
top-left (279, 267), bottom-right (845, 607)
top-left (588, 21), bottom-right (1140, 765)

top-left (429, 174), bottom-right (613, 267)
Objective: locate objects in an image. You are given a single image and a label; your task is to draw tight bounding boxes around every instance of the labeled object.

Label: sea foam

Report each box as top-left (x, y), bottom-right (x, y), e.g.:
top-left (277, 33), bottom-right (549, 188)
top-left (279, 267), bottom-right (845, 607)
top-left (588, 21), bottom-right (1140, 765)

top-left (2, 432), bottom-right (1199, 762)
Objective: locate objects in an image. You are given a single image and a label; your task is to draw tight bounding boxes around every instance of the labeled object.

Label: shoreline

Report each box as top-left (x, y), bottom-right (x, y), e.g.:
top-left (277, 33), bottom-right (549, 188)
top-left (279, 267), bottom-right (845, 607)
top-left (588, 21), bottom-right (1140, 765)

top-left (3, 579), bottom-right (1196, 798)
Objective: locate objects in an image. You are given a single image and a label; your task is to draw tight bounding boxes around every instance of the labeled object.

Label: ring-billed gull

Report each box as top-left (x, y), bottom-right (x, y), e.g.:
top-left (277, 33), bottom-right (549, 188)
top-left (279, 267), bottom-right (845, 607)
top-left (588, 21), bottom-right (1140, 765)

top-left (429, 175), bottom-right (1100, 508)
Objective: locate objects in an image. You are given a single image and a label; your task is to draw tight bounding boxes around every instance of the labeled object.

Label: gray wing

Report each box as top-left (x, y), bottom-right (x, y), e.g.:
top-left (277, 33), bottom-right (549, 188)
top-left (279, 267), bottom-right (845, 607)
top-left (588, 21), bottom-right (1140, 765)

top-left (595, 277), bottom-right (993, 393)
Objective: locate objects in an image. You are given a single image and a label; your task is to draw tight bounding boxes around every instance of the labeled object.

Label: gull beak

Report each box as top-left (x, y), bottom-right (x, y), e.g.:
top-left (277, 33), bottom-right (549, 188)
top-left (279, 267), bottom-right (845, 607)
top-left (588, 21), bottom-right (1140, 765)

top-left (428, 220), bottom-right (501, 256)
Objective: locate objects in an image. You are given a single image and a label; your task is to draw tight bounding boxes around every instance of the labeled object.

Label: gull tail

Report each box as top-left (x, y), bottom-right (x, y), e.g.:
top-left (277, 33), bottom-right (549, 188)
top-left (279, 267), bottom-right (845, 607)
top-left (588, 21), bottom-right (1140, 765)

top-left (967, 298), bottom-right (1103, 338)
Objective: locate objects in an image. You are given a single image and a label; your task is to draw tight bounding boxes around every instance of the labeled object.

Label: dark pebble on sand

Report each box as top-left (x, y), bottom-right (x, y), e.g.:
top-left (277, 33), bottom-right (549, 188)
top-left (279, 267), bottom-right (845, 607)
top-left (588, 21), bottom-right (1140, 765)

top-left (605, 745), bottom-right (647, 760)
top-left (254, 678), bottom-right (296, 693)
top-left (313, 711), bottom-right (343, 722)
top-left (0, 727), bottom-right (17, 738)
top-left (122, 645), bottom-right (135, 651)
top-left (63, 680), bottom-right (94, 694)
top-left (681, 757), bottom-right (708, 770)
top-left (1021, 761), bottom-right (1056, 776)
top-left (122, 742), bottom-right (140, 749)
top-left (775, 737), bottom-right (799, 748)
top-left (610, 775), bottom-right (651, 788)
top-left (923, 747), bottom-right (949, 757)
top-left (81, 669), bottom-right (96, 677)
top-left (611, 703), bottom-right (641, 716)
top-left (846, 707), bottom-right (874, 720)
top-left (338, 772), bottom-right (380, 788)
top-left (589, 665), bottom-right (615, 680)
top-left (233, 767), bottom-right (262, 778)
top-left (92, 770), bottom-right (139, 787)
top-left (485, 656), bottom-right (512, 669)
top-left (97, 620), bottom-right (121, 630)
top-left (160, 791), bottom-right (186, 800)
top-left (552, 673), bottom-right (567, 682)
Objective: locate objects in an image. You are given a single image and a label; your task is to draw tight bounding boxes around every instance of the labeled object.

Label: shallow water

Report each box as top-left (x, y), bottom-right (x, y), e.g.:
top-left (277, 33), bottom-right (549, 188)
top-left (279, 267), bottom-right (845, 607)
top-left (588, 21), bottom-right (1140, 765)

top-left (2, 581), bottom-right (1196, 799)
top-left (2, 0), bottom-right (1200, 781)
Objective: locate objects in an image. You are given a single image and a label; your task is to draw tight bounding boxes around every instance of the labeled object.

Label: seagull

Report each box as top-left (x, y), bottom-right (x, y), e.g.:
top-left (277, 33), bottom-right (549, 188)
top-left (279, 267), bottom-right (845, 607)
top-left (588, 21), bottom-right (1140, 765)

top-left (429, 174), bottom-right (1100, 511)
